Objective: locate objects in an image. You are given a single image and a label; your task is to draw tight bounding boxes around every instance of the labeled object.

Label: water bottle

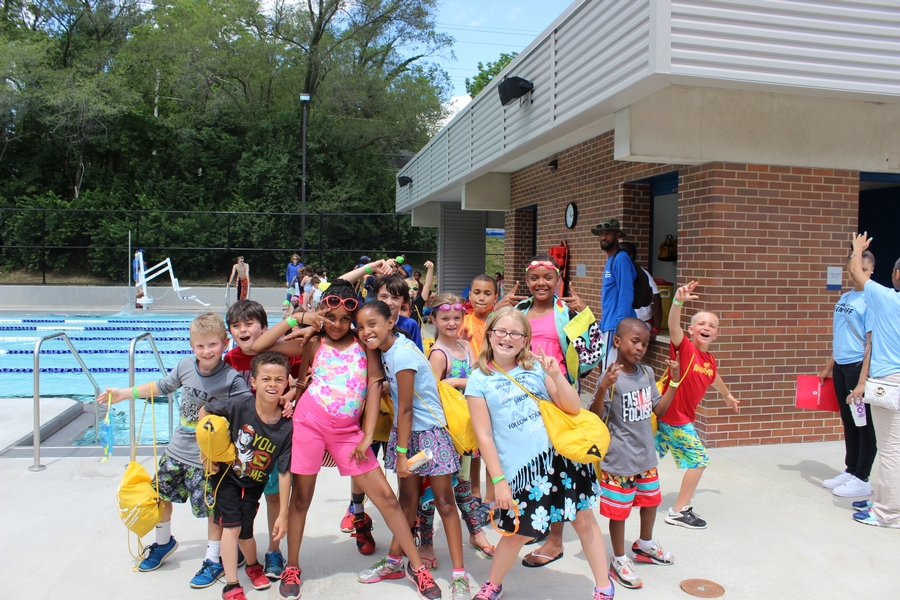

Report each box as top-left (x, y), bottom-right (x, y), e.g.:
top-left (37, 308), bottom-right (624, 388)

top-left (407, 448), bottom-right (434, 473)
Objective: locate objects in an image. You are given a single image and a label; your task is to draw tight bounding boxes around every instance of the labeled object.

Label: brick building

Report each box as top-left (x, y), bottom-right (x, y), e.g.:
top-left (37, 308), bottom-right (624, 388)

top-left (395, 0), bottom-right (900, 447)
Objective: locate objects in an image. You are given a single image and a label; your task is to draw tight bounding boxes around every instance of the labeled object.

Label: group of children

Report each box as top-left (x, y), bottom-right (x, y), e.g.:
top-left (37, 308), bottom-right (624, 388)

top-left (100, 253), bottom-right (736, 600)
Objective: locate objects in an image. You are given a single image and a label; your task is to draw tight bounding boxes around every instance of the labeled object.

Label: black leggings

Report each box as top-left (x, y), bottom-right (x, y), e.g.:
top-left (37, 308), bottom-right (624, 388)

top-left (833, 362), bottom-right (878, 481)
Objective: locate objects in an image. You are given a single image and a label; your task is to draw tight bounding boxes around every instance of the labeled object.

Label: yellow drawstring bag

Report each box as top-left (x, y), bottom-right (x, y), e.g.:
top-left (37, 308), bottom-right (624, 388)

top-left (117, 384), bottom-right (164, 547)
top-left (412, 346), bottom-right (478, 456)
top-left (374, 392), bottom-right (395, 443)
top-left (494, 364), bottom-right (609, 464)
top-left (196, 413), bottom-right (236, 508)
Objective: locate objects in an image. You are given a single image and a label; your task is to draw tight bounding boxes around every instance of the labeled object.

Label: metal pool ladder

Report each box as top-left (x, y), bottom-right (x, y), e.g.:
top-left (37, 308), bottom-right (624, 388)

top-left (29, 332), bottom-right (101, 472)
top-left (128, 332), bottom-right (175, 459)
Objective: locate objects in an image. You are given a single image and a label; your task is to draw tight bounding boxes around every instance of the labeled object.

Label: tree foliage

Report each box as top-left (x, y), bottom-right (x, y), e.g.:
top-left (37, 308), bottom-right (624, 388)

top-left (465, 51), bottom-right (517, 98)
top-left (0, 0), bottom-right (451, 280)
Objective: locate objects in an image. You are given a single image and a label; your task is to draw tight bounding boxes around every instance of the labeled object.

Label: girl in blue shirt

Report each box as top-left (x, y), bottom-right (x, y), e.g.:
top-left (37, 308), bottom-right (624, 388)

top-left (465, 307), bottom-right (614, 600)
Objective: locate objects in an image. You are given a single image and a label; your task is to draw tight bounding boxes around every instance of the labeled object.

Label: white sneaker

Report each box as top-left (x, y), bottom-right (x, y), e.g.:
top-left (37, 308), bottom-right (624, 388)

top-left (609, 557), bottom-right (642, 589)
top-left (822, 471), bottom-right (853, 489)
top-left (833, 476), bottom-right (872, 498)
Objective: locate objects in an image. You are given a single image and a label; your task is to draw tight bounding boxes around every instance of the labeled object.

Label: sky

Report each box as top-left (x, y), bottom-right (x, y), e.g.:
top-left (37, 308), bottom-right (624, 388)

top-left (431, 0), bottom-right (566, 104)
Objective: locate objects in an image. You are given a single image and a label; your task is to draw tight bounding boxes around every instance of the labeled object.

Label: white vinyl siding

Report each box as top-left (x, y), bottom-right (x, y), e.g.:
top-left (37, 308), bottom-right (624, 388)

top-left (438, 204), bottom-right (487, 294)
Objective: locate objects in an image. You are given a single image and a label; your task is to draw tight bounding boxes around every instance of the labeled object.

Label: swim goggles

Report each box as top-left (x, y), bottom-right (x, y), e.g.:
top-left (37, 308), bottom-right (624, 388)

top-left (322, 295), bottom-right (360, 311)
top-left (525, 260), bottom-right (559, 274)
top-left (435, 303), bottom-right (465, 311)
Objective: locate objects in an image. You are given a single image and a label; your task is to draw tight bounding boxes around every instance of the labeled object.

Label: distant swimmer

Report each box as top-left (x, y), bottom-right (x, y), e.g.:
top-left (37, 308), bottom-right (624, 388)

top-left (228, 256), bottom-right (250, 300)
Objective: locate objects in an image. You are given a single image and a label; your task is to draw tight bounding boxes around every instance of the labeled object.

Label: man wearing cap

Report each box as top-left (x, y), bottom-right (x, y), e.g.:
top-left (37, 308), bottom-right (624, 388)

top-left (358, 256), bottom-right (376, 302)
top-left (592, 218), bottom-right (637, 368)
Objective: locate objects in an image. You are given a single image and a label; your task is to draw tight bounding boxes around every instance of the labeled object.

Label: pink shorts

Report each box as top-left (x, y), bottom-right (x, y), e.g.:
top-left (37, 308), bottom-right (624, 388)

top-left (291, 391), bottom-right (378, 477)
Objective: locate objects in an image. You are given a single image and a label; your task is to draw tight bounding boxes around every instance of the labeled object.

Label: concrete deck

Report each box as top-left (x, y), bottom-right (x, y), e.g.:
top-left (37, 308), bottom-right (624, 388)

top-left (0, 397), bottom-right (82, 450)
top-left (2, 441), bottom-right (896, 599)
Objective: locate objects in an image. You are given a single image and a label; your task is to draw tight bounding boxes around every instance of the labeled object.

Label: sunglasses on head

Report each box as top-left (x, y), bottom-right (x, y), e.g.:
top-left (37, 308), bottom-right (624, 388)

top-left (436, 303), bottom-right (465, 311)
top-left (322, 295), bottom-right (360, 311)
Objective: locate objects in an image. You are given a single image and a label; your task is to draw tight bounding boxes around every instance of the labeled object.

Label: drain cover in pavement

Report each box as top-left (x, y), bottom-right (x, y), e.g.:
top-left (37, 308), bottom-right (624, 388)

top-left (680, 579), bottom-right (725, 598)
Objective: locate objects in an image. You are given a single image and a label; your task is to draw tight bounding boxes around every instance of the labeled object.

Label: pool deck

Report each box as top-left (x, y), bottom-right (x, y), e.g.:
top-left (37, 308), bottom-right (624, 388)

top-left (2, 440), bottom-right (896, 600)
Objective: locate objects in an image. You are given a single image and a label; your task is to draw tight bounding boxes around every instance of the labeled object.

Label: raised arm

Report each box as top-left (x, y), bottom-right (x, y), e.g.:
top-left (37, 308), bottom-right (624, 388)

top-left (668, 280), bottom-right (700, 349)
top-left (338, 259), bottom-right (395, 285)
top-left (421, 261), bottom-right (435, 302)
top-left (849, 233), bottom-right (872, 288)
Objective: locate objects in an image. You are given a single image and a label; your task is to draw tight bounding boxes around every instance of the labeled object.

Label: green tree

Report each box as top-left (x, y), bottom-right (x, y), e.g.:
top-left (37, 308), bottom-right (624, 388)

top-left (465, 51), bottom-right (518, 97)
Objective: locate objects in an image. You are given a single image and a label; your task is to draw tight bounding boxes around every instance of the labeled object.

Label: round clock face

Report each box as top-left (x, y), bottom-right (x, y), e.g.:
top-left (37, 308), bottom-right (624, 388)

top-left (565, 202), bottom-right (578, 228)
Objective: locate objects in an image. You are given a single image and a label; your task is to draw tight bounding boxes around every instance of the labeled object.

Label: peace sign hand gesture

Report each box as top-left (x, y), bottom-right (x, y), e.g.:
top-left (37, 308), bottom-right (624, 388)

top-left (561, 283), bottom-right (586, 312)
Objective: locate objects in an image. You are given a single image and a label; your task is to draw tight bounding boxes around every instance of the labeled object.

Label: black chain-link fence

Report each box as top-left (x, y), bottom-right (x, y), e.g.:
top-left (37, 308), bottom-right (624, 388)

top-left (0, 208), bottom-right (437, 285)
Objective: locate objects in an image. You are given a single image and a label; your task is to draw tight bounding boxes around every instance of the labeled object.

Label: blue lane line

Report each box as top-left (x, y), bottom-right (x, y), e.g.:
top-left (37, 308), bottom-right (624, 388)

top-left (0, 349), bottom-right (192, 355)
top-left (1, 368), bottom-right (170, 373)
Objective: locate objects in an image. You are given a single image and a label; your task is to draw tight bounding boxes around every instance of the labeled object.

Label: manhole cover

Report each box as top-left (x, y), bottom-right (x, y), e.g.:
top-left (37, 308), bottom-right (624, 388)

top-left (680, 579), bottom-right (725, 598)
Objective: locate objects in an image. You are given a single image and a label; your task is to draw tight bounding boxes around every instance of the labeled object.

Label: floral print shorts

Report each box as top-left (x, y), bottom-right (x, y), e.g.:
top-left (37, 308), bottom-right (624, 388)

top-left (493, 448), bottom-right (599, 538)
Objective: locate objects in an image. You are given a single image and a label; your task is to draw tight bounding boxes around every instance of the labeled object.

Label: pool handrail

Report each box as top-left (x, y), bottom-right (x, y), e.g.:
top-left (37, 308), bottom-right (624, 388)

top-left (128, 332), bottom-right (175, 457)
top-left (30, 332), bottom-right (101, 472)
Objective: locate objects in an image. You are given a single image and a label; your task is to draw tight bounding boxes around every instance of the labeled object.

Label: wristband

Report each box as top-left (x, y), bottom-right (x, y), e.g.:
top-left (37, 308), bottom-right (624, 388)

top-left (669, 381), bottom-right (680, 389)
top-left (133, 386), bottom-right (139, 399)
top-left (286, 316), bottom-right (298, 328)
top-left (364, 265), bottom-right (372, 275)
top-left (491, 475), bottom-right (506, 485)
top-left (671, 299), bottom-right (684, 306)
top-left (396, 446), bottom-right (408, 454)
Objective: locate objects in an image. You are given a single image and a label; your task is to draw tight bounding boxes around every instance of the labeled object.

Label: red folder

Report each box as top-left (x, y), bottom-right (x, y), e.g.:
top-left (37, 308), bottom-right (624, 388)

top-left (795, 375), bottom-right (840, 412)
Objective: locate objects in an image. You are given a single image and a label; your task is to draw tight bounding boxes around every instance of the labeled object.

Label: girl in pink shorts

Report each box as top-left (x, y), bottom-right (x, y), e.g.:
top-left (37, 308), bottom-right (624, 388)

top-left (253, 279), bottom-right (441, 600)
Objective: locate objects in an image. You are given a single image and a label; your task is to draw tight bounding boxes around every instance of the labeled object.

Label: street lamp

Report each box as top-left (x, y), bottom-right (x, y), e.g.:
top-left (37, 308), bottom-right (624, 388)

top-left (299, 93), bottom-right (311, 261)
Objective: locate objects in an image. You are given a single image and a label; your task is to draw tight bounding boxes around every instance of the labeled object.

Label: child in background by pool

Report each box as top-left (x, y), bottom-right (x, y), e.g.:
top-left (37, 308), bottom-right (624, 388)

top-left (99, 313), bottom-right (253, 586)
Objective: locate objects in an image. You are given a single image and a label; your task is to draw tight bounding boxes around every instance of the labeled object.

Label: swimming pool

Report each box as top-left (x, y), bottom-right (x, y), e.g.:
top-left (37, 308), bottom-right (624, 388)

top-left (0, 312), bottom-right (215, 445)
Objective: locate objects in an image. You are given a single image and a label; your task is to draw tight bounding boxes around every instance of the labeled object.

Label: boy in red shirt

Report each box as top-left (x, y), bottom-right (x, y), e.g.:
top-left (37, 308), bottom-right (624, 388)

top-left (657, 281), bottom-right (739, 529)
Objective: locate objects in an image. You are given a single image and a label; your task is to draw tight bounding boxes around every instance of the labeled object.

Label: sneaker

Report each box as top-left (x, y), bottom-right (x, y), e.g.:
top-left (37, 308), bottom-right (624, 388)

top-left (358, 556), bottom-right (405, 583)
top-left (853, 499), bottom-right (873, 511)
top-left (190, 558), bottom-right (225, 588)
top-left (665, 506), bottom-right (707, 529)
top-left (340, 503), bottom-right (356, 533)
top-left (609, 557), bottom-right (642, 590)
top-left (823, 471), bottom-right (853, 489)
top-left (352, 513), bottom-right (377, 555)
top-left (406, 561), bottom-right (442, 600)
top-left (474, 581), bottom-right (503, 600)
top-left (222, 585), bottom-right (249, 600)
top-left (278, 566), bottom-right (302, 600)
top-left (833, 476), bottom-right (872, 498)
top-left (138, 536), bottom-right (178, 572)
top-left (853, 509), bottom-right (900, 528)
top-left (237, 548), bottom-right (246, 568)
top-left (450, 574), bottom-right (471, 600)
top-left (631, 540), bottom-right (674, 565)
top-left (245, 563), bottom-right (271, 590)
top-left (594, 582), bottom-right (616, 600)
top-left (265, 550), bottom-right (286, 580)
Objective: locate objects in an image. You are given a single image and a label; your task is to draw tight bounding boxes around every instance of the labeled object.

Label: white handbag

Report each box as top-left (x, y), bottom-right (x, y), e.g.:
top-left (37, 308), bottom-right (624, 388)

top-left (864, 376), bottom-right (900, 411)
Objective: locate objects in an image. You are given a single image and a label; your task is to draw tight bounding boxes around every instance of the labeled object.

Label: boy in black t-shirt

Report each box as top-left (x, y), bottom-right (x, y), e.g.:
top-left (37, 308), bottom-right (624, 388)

top-left (200, 352), bottom-right (293, 600)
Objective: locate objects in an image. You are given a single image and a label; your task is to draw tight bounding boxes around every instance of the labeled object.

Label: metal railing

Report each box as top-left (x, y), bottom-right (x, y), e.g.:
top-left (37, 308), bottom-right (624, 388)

top-left (128, 333), bottom-right (175, 458)
top-left (30, 332), bottom-right (100, 472)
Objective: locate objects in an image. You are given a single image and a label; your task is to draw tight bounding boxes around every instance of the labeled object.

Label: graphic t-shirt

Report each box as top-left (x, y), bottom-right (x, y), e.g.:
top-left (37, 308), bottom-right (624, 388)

top-left (465, 364), bottom-right (552, 492)
top-left (600, 365), bottom-right (661, 475)
top-left (658, 338), bottom-right (717, 426)
top-left (155, 357), bottom-right (253, 469)
top-left (382, 334), bottom-right (445, 431)
top-left (204, 396), bottom-right (292, 488)
top-left (863, 280), bottom-right (900, 378)
top-left (832, 289), bottom-right (873, 365)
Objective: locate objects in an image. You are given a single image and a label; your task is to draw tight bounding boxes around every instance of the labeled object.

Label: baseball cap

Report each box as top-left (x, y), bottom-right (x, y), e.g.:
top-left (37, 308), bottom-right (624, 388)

top-left (590, 218), bottom-right (625, 236)
top-left (359, 256), bottom-right (371, 264)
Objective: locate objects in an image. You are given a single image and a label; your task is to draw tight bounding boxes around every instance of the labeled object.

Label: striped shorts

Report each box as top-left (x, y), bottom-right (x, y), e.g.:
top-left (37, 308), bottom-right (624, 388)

top-left (599, 467), bottom-right (661, 521)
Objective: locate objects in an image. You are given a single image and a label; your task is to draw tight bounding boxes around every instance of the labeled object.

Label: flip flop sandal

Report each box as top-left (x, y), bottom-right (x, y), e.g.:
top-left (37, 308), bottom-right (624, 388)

top-left (420, 556), bottom-right (438, 571)
top-left (471, 542), bottom-right (495, 559)
top-left (521, 550), bottom-right (564, 568)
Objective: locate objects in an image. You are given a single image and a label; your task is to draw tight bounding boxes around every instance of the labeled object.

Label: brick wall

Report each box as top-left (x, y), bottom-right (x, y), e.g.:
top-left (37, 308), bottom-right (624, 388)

top-left (506, 130), bottom-right (858, 447)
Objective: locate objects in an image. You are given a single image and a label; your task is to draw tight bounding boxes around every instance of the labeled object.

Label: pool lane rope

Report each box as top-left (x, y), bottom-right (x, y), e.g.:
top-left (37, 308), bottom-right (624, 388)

top-left (0, 349), bottom-right (192, 355)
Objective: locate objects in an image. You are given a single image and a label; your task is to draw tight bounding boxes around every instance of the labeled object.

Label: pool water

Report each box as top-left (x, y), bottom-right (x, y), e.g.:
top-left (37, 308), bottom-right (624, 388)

top-left (0, 312), bottom-right (221, 446)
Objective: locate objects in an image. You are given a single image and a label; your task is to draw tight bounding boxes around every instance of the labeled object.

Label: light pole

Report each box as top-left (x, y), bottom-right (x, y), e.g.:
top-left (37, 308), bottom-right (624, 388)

top-left (299, 93), bottom-right (311, 262)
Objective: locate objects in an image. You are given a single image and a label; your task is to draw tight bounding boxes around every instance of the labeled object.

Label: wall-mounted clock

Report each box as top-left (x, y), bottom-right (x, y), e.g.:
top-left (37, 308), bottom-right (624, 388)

top-left (565, 202), bottom-right (578, 229)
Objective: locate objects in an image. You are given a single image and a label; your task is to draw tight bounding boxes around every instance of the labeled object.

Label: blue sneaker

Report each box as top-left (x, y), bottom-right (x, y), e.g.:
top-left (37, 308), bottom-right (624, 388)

top-left (852, 500), bottom-right (873, 511)
top-left (853, 509), bottom-right (900, 528)
top-left (264, 550), bottom-right (285, 580)
top-left (238, 548), bottom-right (246, 568)
top-left (189, 559), bottom-right (224, 588)
top-left (138, 536), bottom-right (178, 572)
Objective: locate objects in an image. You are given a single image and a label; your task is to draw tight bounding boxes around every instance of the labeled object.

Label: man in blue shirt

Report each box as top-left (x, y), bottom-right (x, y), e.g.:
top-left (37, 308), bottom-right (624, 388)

top-left (592, 218), bottom-right (636, 369)
top-left (849, 232), bottom-right (900, 528)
